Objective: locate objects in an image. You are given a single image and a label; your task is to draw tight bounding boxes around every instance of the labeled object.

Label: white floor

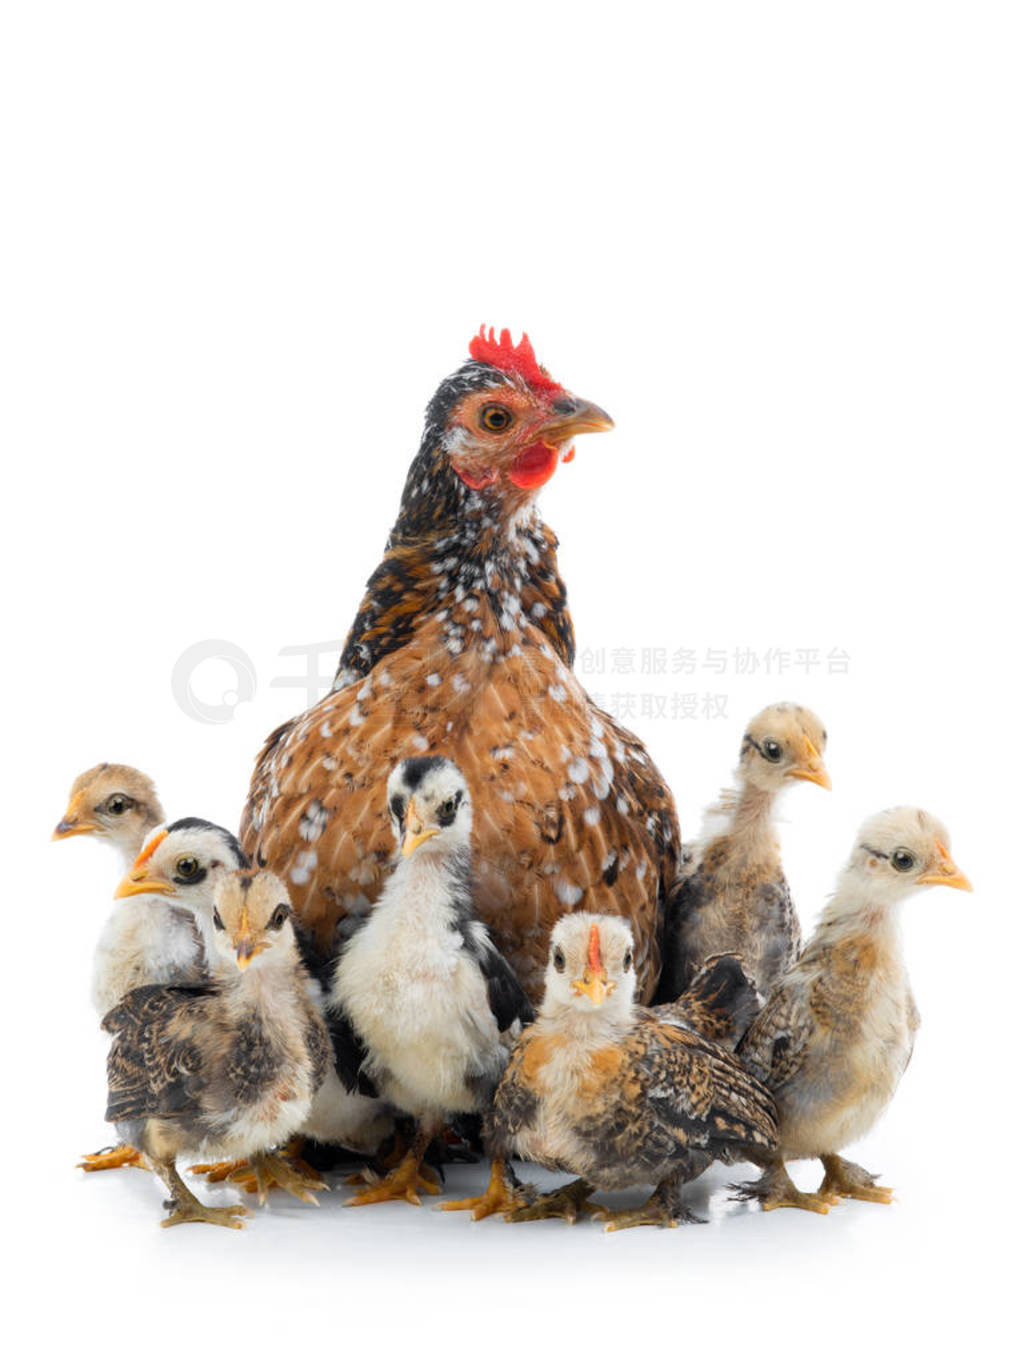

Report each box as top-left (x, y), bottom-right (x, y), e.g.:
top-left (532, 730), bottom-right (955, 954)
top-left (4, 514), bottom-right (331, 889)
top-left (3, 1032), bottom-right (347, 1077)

top-left (32, 1122), bottom-right (1009, 1363)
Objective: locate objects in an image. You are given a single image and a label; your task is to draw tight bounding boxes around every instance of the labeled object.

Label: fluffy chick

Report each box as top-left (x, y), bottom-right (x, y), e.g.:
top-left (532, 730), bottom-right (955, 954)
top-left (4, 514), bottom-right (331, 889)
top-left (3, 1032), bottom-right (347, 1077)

top-left (734, 807), bottom-right (971, 1214)
top-left (493, 913), bottom-right (778, 1231)
top-left (103, 869), bottom-right (330, 1228)
top-left (54, 763), bottom-right (165, 863)
top-left (330, 756), bottom-right (534, 1214)
top-left (54, 767), bottom-right (205, 1172)
top-left (658, 702), bottom-right (830, 1000)
top-left (115, 817), bottom-right (335, 1199)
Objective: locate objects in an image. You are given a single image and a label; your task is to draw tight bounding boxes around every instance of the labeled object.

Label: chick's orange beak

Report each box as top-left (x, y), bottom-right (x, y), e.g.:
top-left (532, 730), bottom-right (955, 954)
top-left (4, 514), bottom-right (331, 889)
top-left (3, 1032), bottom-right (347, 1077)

top-left (114, 870), bottom-right (177, 899)
top-left (572, 923), bottom-right (614, 1006)
top-left (401, 798), bottom-right (440, 858)
top-left (788, 739), bottom-right (832, 790)
top-left (52, 795), bottom-right (99, 840)
top-left (918, 841), bottom-right (972, 892)
top-left (114, 829), bottom-right (174, 898)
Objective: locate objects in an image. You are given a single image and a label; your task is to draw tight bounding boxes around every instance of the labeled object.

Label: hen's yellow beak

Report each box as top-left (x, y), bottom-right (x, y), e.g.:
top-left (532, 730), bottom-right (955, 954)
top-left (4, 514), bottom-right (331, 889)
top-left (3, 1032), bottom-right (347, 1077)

top-left (918, 841), bottom-right (972, 892)
top-left (401, 798), bottom-right (440, 858)
top-left (788, 739), bottom-right (832, 790)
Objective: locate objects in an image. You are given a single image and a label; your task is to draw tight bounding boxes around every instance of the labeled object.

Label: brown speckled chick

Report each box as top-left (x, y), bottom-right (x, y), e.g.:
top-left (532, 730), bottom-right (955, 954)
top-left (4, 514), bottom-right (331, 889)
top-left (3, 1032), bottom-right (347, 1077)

top-left (103, 869), bottom-right (329, 1228)
top-left (491, 913), bottom-right (778, 1231)
top-left (657, 703), bottom-right (830, 1001)
top-left (733, 807), bottom-right (971, 1214)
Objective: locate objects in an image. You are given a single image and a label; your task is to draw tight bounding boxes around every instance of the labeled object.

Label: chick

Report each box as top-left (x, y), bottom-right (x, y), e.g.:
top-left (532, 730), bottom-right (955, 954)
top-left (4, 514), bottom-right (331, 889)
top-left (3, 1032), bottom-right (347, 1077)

top-left (329, 756), bottom-right (534, 1213)
top-left (114, 817), bottom-right (329, 1201)
top-left (494, 913), bottom-right (778, 1231)
top-left (54, 763), bottom-right (164, 863)
top-left (54, 766), bottom-right (205, 1172)
top-left (734, 807), bottom-right (971, 1214)
top-left (103, 869), bottom-right (330, 1228)
top-left (658, 702), bottom-right (830, 1000)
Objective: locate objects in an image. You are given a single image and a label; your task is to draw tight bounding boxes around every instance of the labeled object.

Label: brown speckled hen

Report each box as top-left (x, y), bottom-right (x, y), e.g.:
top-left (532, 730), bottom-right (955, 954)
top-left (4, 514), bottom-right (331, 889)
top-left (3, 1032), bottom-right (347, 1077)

top-left (242, 328), bottom-right (681, 1001)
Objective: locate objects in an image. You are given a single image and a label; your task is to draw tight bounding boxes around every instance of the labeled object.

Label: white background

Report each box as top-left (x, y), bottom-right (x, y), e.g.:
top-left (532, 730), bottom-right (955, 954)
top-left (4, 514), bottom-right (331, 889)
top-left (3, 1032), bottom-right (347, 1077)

top-left (3, 3), bottom-right (1019, 1360)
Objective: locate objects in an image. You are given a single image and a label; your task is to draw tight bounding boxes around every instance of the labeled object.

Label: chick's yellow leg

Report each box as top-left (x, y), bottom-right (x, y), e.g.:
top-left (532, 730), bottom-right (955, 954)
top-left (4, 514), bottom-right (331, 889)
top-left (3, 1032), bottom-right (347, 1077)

top-left (819, 1154), bottom-right (893, 1205)
top-left (505, 1178), bottom-right (606, 1225)
top-left (600, 1178), bottom-right (704, 1233)
top-left (345, 1128), bottom-right (440, 1207)
top-left (191, 1137), bottom-right (324, 1201)
top-left (78, 1144), bottom-right (148, 1173)
top-left (731, 1159), bottom-right (838, 1215)
top-left (250, 1150), bottom-right (328, 1206)
top-left (155, 1161), bottom-right (250, 1231)
top-left (437, 1156), bottom-right (526, 1221)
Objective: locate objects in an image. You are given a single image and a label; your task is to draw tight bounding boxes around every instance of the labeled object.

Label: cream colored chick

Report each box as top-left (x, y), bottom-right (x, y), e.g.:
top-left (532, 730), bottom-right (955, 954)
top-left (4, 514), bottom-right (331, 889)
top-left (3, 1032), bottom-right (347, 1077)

top-left (54, 767), bottom-right (206, 1173)
top-left (103, 869), bottom-right (330, 1229)
top-left (658, 702), bottom-right (830, 1000)
top-left (735, 807), bottom-right (971, 1213)
top-left (54, 768), bottom-right (202, 1018)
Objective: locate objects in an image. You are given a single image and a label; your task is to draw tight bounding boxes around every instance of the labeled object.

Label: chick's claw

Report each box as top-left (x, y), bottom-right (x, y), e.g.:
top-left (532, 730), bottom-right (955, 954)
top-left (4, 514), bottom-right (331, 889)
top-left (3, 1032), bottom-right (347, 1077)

top-left (345, 1151), bottom-right (441, 1206)
top-left (505, 1178), bottom-right (606, 1225)
top-left (437, 1159), bottom-right (525, 1221)
top-left (819, 1155), bottom-right (894, 1205)
top-left (78, 1144), bottom-right (148, 1173)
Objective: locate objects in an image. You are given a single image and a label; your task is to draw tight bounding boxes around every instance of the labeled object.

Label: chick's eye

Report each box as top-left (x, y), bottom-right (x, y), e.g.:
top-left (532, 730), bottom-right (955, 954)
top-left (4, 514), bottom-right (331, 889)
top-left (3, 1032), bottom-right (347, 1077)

top-left (106, 794), bottom-right (131, 815)
top-left (552, 947), bottom-right (566, 973)
top-left (439, 798), bottom-right (456, 818)
top-left (623, 951), bottom-right (633, 971)
top-left (175, 856), bottom-right (200, 881)
top-left (212, 909), bottom-right (224, 931)
top-left (891, 848), bottom-right (916, 872)
top-left (480, 404), bottom-right (513, 433)
top-left (762, 739), bottom-right (783, 762)
top-left (270, 904), bottom-right (290, 930)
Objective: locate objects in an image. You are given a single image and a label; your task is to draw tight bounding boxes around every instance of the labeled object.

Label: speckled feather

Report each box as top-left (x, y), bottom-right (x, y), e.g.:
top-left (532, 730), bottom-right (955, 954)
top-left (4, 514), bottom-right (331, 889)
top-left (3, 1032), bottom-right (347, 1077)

top-left (490, 1009), bottom-right (777, 1189)
top-left (242, 359), bottom-right (680, 1001)
top-left (659, 841), bottom-right (799, 1001)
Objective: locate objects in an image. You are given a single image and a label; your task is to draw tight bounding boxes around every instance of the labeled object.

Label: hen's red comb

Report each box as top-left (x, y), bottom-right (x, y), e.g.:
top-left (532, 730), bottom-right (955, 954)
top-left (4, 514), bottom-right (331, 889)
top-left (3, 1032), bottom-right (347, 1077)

top-left (468, 326), bottom-right (562, 393)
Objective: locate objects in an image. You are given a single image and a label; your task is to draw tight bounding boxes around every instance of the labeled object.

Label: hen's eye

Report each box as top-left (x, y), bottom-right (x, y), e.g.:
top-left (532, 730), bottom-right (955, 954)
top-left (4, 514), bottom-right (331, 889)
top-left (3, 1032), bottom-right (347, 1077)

top-left (270, 904), bottom-right (290, 930)
top-left (480, 404), bottom-right (513, 433)
top-left (762, 739), bottom-right (783, 762)
top-left (174, 856), bottom-right (201, 881)
top-left (623, 950), bottom-right (633, 971)
top-left (212, 909), bottom-right (224, 931)
top-left (106, 794), bottom-right (131, 815)
top-left (552, 946), bottom-right (566, 973)
top-left (891, 848), bottom-right (916, 872)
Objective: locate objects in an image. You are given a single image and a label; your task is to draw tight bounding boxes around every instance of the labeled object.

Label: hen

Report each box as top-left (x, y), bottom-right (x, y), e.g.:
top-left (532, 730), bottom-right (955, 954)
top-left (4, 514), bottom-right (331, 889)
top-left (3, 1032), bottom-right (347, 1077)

top-left (243, 328), bottom-right (681, 1001)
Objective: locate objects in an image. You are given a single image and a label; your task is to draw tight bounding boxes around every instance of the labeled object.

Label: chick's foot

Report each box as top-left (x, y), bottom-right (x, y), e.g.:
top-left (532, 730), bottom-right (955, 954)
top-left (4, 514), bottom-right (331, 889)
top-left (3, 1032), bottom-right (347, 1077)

top-left (345, 1149), bottom-right (441, 1207)
top-left (78, 1143), bottom-right (148, 1173)
top-left (505, 1178), bottom-right (605, 1225)
top-left (819, 1154), bottom-right (893, 1205)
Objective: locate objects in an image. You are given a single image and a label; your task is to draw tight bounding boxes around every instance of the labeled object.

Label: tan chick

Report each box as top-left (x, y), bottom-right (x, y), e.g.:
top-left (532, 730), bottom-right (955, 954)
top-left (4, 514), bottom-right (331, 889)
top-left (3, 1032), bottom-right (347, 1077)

top-left (103, 869), bottom-right (330, 1228)
top-left (658, 703), bottom-right (830, 1001)
top-left (53, 766), bottom-right (206, 1172)
top-left (734, 807), bottom-right (971, 1214)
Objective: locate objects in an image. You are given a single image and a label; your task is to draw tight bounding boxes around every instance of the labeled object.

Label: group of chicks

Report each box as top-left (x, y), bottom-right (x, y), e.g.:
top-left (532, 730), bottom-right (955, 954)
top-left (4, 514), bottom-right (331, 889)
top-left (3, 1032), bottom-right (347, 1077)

top-left (56, 701), bottom-right (970, 1232)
